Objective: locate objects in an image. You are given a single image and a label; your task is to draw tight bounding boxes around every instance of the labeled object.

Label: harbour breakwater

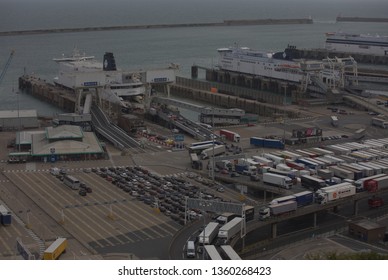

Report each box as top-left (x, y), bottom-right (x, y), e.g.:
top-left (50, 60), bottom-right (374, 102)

top-left (336, 16), bottom-right (388, 23)
top-left (0, 18), bottom-right (312, 37)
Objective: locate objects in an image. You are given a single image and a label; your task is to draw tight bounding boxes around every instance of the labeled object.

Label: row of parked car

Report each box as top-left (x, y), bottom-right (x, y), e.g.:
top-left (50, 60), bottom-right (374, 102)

top-left (91, 166), bottom-right (225, 225)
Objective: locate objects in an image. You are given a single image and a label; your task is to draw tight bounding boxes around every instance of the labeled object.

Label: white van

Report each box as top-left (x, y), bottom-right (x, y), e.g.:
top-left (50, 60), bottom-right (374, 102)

top-left (50, 167), bottom-right (60, 176)
top-left (186, 241), bottom-right (196, 258)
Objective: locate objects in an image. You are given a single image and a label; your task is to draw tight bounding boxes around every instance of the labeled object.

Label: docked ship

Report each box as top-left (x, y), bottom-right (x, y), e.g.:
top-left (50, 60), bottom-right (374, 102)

top-left (53, 50), bottom-right (146, 109)
top-left (325, 32), bottom-right (388, 56)
top-left (217, 45), bottom-right (307, 83)
top-left (216, 44), bottom-right (355, 92)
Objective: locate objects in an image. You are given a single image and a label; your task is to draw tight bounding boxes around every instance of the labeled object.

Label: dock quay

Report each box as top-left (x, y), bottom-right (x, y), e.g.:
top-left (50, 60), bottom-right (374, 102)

top-left (18, 75), bottom-right (76, 112)
top-left (291, 48), bottom-right (388, 66)
top-left (171, 77), bottom-right (309, 119)
top-left (1, 18), bottom-right (312, 37)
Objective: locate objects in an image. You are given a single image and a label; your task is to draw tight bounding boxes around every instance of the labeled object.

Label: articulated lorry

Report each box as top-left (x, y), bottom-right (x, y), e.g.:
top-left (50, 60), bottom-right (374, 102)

top-left (259, 200), bottom-right (297, 220)
top-left (262, 173), bottom-right (293, 189)
top-left (250, 137), bottom-right (284, 149)
top-left (371, 117), bottom-right (388, 129)
top-left (315, 183), bottom-right (356, 204)
top-left (363, 175), bottom-right (388, 193)
top-left (218, 217), bottom-right (243, 242)
top-left (219, 129), bottom-right (240, 142)
top-left (0, 205), bottom-right (11, 226)
top-left (198, 222), bottom-right (219, 245)
top-left (201, 145), bottom-right (225, 159)
top-left (355, 174), bottom-right (387, 192)
top-left (300, 175), bottom-right (326, 190)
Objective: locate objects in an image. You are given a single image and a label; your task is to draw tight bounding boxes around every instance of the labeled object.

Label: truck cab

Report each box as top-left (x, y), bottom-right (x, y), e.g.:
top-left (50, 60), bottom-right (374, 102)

top-left (258, 207), bottom-right (270, 220)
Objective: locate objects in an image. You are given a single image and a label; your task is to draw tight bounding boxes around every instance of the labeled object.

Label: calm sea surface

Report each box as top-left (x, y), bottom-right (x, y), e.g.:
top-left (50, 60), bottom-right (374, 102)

top-left (1, 0), bottom-right (388, 116)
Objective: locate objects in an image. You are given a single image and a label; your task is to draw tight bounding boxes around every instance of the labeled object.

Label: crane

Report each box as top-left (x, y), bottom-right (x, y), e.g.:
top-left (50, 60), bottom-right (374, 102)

top-left (0, 50), bottom-right (15, 86)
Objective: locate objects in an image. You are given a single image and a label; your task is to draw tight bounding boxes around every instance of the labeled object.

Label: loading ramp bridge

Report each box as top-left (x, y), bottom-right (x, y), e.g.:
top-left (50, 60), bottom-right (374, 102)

top-left (91, 105), bottom-right (140, 149)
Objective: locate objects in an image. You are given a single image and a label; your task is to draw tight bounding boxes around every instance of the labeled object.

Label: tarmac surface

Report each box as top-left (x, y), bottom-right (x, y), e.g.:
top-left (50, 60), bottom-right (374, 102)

top-left (1, 102), bottom-right (388, 260)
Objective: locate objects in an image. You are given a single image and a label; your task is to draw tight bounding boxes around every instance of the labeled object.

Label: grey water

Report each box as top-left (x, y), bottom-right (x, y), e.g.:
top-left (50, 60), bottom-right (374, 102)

top-left (1, 0), bottom-right (388, 116)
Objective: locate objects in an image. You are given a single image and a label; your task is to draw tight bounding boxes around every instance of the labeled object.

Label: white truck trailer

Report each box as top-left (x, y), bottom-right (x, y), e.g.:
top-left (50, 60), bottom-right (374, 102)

top-left (201, 145), bottom-right (226, 159)
top-left (217, 217), bottom-right (243, 241)
top-left (198, 222), bottom-right (219, 245)
top-left (259, 200), bottom-right (297, 220)
top-left (315, 183), bottom-right (356, 204)
top-left (263, 173), bottom-right (293, 189)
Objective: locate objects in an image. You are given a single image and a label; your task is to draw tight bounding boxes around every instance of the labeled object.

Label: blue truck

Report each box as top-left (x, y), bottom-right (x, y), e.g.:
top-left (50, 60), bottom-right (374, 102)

top-left (0, 205), bottom-right (12, 226)
top-left (293, 191), bottom-right (314, 207)
top-left (250, 137), bottom-right (284, 149)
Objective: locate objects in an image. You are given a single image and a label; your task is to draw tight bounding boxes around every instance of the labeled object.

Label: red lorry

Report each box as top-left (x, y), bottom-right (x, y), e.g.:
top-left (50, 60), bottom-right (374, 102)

top-left (364, 175), bottom-right (388, 193)
top-left (219, 129), bottom-right (240, 142)
top-left (368, 197), bottom-right (384, 208)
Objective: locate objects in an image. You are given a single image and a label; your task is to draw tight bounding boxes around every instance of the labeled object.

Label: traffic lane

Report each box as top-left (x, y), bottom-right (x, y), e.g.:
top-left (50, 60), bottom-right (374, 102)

top-left (169, 219), bottom-right (204, 260)
top-left (329, 235), bottom-right (388, 254)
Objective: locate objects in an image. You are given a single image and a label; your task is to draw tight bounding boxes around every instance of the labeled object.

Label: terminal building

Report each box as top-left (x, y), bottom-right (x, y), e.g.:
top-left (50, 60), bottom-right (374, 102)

top-left (9, 125), bottom-right (104, 163)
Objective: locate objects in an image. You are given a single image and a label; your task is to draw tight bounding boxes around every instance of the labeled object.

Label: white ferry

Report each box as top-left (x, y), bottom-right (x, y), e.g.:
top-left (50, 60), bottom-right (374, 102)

top-left (53, 51), bottom-right (145, 109)
top-left (217, 46), bottom-right (307, 83)
top-left (325, 32), bottom-right (388, 56)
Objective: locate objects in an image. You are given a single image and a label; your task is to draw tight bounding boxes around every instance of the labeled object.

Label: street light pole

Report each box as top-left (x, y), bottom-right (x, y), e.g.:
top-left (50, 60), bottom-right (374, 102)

top-left (212, 107), bottom-right (215, 183)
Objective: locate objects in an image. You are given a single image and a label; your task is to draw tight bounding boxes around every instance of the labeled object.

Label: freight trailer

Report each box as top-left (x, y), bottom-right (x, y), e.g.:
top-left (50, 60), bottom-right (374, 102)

top-left (43, 237), bottom-right (68, 260)
top-left (328, 165), bottom-right (354, 180)
top-left (259, 200), bottom-right (297, 220)
top-left (371, 117), bottom-right (388, 129)
top-left (317, 169), bottom-right (334, 180)
top-left (198, 222), bottom-right (220, 245)
top-left (218, 217), bottom-right (243, 242)
top-left (315, 183), bottom-right (356, 204)
top-left (354, 174), bottom-right (387, 192)
top-left (252, 156), bottom-right (274, 167)
top-left (0, 205), bottom-right (11, 226)
top-left (300, 175), bottom-right (326, 190)
top-left (200, 145), bottom-right (226, 159)
top-left (262, 173), bottom-right (293, 189)
top-left (293, 191), bottom-right (314, 206)
top-left (250, 137), bottom-right (284, 149)
top-left (363, 175), bottom-right (388, 192)
top-left (219, 129), bottom-right (240, 142)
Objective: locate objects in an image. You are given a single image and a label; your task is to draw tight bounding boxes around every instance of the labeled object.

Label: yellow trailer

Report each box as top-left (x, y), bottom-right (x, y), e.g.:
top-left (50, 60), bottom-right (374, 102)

top-left (43, 237), bottom-right (67, 260)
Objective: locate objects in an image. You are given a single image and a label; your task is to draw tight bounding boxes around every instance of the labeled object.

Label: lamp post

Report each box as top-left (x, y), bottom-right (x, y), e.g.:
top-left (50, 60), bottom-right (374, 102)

top-left (211, 107), bottom-right (215, 183)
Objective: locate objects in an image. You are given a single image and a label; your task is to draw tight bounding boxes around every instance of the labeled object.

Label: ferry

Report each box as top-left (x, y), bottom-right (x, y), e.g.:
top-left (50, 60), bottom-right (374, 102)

top-left (325, 32), bottom-right (388, 56)
top-left (216, 45), bottom-right (345, 89)
top-left (53, 51), bottom-right (146, 109)
top-left (217, 45), bottom-right (306, 83)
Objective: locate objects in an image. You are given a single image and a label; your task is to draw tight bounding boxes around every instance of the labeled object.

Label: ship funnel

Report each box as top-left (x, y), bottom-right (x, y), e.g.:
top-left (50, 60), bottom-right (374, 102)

top-left (103, 52), bottom-right (117, 71)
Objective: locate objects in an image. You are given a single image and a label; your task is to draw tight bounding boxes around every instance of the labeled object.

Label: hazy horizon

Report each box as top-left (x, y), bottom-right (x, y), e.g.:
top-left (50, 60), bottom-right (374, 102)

top-left (1, 0), bottom-right (388, 32)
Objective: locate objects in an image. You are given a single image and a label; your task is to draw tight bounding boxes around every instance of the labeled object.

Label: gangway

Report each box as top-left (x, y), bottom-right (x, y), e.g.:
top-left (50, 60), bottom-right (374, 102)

top-left (83, 93), bottom-right (92, 114)
top-left (91, 105), bottom-right (140, 149)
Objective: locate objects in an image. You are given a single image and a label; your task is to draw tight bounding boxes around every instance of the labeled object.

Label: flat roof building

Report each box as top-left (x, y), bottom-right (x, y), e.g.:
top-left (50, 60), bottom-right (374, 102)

top-left (348, 218), bottom-right (386, 243)
top-left (0, 109), bottom-right (38, 130)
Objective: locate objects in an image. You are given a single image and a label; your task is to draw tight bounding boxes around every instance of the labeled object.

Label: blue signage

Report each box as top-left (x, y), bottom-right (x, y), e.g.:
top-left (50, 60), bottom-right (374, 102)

top-left (174, 134), bottom-right (184, 142)
top-left (50, 155), bottom-right (56, 163)
top-left (83, 81), bottom-right (98, 87)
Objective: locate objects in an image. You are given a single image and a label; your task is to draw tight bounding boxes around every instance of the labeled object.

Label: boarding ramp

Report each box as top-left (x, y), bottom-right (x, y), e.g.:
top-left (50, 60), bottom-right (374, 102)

top-left (83, 93), bottom-right (92, 114)
top-left (91, 105), bottom-right (140, 149)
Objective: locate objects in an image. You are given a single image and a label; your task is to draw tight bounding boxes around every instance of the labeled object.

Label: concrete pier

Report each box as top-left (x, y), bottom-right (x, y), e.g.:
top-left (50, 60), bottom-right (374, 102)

top-left (0, 18), bottom-right (313, 37)
top-left (18, 75), bottom-right (76, 112)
